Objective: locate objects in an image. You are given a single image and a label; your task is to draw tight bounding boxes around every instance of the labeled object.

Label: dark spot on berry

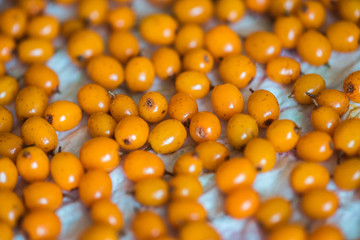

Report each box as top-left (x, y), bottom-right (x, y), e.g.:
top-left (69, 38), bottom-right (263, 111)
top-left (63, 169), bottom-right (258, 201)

top-left (300, 3), bottom-right (308, 12)
top-left (345, 82), bottom-right (355, 93)
top-left (146, 98), bottom-right (154, 108)
top-left (22, 151), bottom-right (31, 158)
top-left (162, 110), bottom-right (165, 114)
top-left (256, 166), bottom-right (263, 172)
top-left (46, 114), bottom-right (53, 124)
top-left (195, 127), bottom-right (206, 139)
top-left (264, 118), bottom-right (274, 126)
top-left (77, 55), bottom-right (86, 63)
top-left (204, 54), bottom-right (210, 63)
top-left (123, 138), bottom-right (131, 145)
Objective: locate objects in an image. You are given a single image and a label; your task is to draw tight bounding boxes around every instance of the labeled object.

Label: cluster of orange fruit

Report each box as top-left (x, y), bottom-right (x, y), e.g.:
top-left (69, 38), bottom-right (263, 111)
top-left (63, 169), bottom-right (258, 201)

top-left (1, 0), bottom-right (360, 239)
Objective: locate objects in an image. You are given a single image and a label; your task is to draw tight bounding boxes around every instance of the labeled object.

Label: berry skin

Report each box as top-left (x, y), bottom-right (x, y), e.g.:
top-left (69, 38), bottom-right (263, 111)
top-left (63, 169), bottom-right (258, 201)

top-left (77, 0), bottom-right (108, 25)
top-left (315, 89), bottom-right (349, 116)
top-left (24, 64), bottom-right (59, 95)
top-left (168, 92), bottom-right (198, 124)
top-left (50, 151), bottom-right (84, 191)
top-left (91, 199), bottom-right (124, 231)
top-left (79, 224), bottom-right (117, 240)
top-left (245, 0), bottom-right (270, 13)
top-left (22, 210), bottom-right (61, 240)
top-left (344, 70), bottom-right (360, 103)
top-left (189, 112), bottom-right (221, 143)
top-left (308, 225), bottom-right (344, 240)
top-left (107, 6), bottom-right (136, 31)
top-left (173, 152), bottom-right (203, 177)
top-left (291, 73), bottom-right (326, 104)
top-left (266, 119), bottom-right (300, 153)
top-left (183, 48), bottom-right (214, 73)
top-left (18, 0), bottom-right (46, 16)
top-left (114, 115), bottom-right (149, 150)
top-left (23, 181), bottom-right (62, 211)
top-left (296, 131), bottom-right (333, 162)
top-left (169, 174), bottom-right (203, 200)
top-left (266, 57), bottom-right (301, 85)
top-left (179, 221), bottom-right (221, 240)
top-left (0, 76), bottom-right (19, 105)
top-left (78, 170), bottom-right (112, 207)
top-left (326, 21), bottom-right (360, 52)
top-left (273, 16), bottom-right (304, 49)
top-left (244, 138), bottom-right (277, 172)
top-left (211, 83), bottom-right (244, 120)
top-left (333, 118), bottom-right (360, 156)
top-left (139, 91), bottom-right (168, 123)
top-left (108, 30), bottom-right (140, 64)
top-left (0, 191), bottom-right (25, 227)
top-left (139, 13), bottom-right (178, 45)
top-left (0, 34), bottom-right (15, 62)
top-left (18, 38), bottom-right (54, 64)
top-left (0, 222), bottom-right (12, 240)
top-left (88, 112), bottom-right (117, 138)
top-left (27, 15), bottom-right (60, 40)
top-left (268, 0), bottom-right (301, 17)
top-left (77, 83), bottom-right (111, 115)
top-left (175, 24), bottom-right (204, 55)
top-left (268, 224), bottom-right (306, 240)
top-left (148, 119), bottom-right (187, 154)
top-left (87, 55), bottom-right (124, 90)
top-left (80, 137), bottom-right (120, 172)
top-left (215, 158), bottom-right (257, 193)
top-left (194, 141), bottom-right (229, 171)
top-left (123, 150), bottom-right (164, 182)
top-left (131, 211), bottom-right (167, 240)
top-left (172, 0), bottom-right (213, 24)
top-left (60, 18), bottom-right (85, 39)
top-left (0, 133), bottom-right (23, 160)
top-left (168, 199), bottom-right (207, 228)
top-left (0, 157), bottom-right (18, 191)
top-left (225, 187), bottom-right (260, 219)
top-left (175, 71), bottom-right (210, 99)
top-left (338, 0), bottom-right (360, 23)
top-left (334, 158), bottom-right (360, 190)
top-left (204, 25), bottom-right (242, 61)
top-left (215, 0), bottom-right (245, 23)
top-left (110, 94), bottom-right (139, 122)
top-left (45, 100), bottom-right (82, 131)
top-left (301, 189), bottom-right (339, 220)
top-left (296, 1), bottom-right (326, 29)
top-left (256, 197), bottom-right (292, 230)
top-left (125, 56), bottom-right (155, 92)
top-left (247, 89), bottom-right (280, 128)
top-left (135, 178), bottom-right (169, 206)
top-left (0, 106), bottom-right (13, 133)
top-left (290, 162), bottom-right (330, 194)
top-left (226, 113), bottom-right (259, 149)
top-left (152, 47), bottom-right (181, 80)
top-left (296, 30), bottom-right (332, 66)
top-left (311, 106), bottom-right (340, 135)
top-left (219, 54), bottom-right (256, 89)
top-left (0, 7), bottom-right (27, 39)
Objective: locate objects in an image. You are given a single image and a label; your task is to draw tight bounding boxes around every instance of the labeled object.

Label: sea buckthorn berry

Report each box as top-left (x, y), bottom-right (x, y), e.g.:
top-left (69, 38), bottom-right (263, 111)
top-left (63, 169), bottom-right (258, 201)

top-left (110, 94), bottom-right (139, 122)
top-left (266, 119), bottom-right (300, 153)
top-left (0, 191), bottom-right (24, 227)
top-left (296, 131), bottom-right (333, 162)
top-left (77, 83), bottom-right (111, 115)
top-left (297, 30), bottom-right (332, 66)
top-left (326, 21), bottom-right (360, 52)
top-left (247, 90), bottom-right (280, 128)
top-left (0, 133), bottom-right (23, 160)
top-left (173, 0), bottom-right (213, 24)
top-left (268, 224), bottom-right (306, 240)
top-left (308, 225), bottom-right (344, 240)
top-left (78, 170), bottom-right (112, 206)
top-left (245, 0), bottom-right (270, 13)
top-left (54, 0), bottom-right (77, 4)
top-left (0, 222), bottom-right (12, 240)
top-left (175, 71), bottom-right (210, 99)
top-left (215, 0), bottom-right (245, 23)
top-left (23, 182), bottom-right (62, 211)
top-left (333, 118), bottom-right (360, 156)
top-left (179, 221), bottom-right (221, 240)
top-left (0, 62), bottom-right (4, 76)
top-left (273, 16), bottom-right (304, 49)
top-left (268, 0), bottom-right (301, 16)
top-left (183, 48), bottom-right (213, 73)
top-left (227, 113), bottom-right (258, 149)
top-left (149, 119), bottom-right (187, 154)
top-left (0, 34), bottom-right (15, 62)
top-left (315, 89), bottom-right (349, 116)
top-left (50, 151), bottom-right (84, 191)
top-left (189, 112), bottom-right (221, 143)
top-left (244, 138), bottom-right (277, 172)
top-left (194, 141), bottom-right (229, 171)
top-left (21, 116), bottom-right (58, 152)
top-left (67, 29), bottom-right (104, 66)
top-left (175, 24), bottom-right (204, 55)
top-left (125, 56), bottom-right (155, 92)
top-left (78, 0), bottom-right (108, 25)
top-left (88, 112), bottom-right (117, 138)
top-left (320, 0), bottom-right (338, 9)
top-left (114, 115), bottom-right (149, 150)
top-left (204, 25), bottom-right (242, 61)
top-left (15, 86), bottom-right (48, 122)
top-left (211, 83), bottom-right (244, 120)
top-left (256, 197), bottom-right (292, 230)
top-left (80, 137), bottom-right (120, 172)
top-left (135, 178), bottom-right (169, 206)
top-left (152, 47), bottom-right (181, 80)
top-left (27, 15), bottom-right (60, 40)
top-left (215, 158), bottom-right (257, 193)
top-left (18, 38), bottom-right (54, 64)
top-left (169, 175), bottom-right (203, 200)
top-left (139, 13), bottom-right (178, 45)
top-left (291, 73), bottom-right (326, 104)
top-left (219, 54), bottom-right (256, 89)
top-left (297, 1), bottom-right (326, 29)
top-left (244, 31), bottom-right (282, 64)
top-left (266, 57), bottom-right (301, 84)
top-left (87, 55), bottom-right (124, 90)
top-left (0, 157), bottom-right (17, 190)
top-left (91, 199), bottom-right (124, 231)
top-left (107, 7), bottom-right (136, 31)
top-left (168, 92), bottom-right (198, 124)
top-left (22, 210), bottom-right (61, 240)
top-left (173, 152), bottom-right (203, 177)
top-left (139, 91), bottom-right (168, 123)
top-left (290, 162), bottom-right (330, 194)
top-left (334, 158), bottom-right (360, 190)
top-left (24, 64), bottom-right (59, 95)
top-left (338, 0), bottom-right (360, 23)
top-left (311, 106), bottom-right (340, 135)
top-left (131, 211), bottom-right (167, 240)
top-left (61, 18), bottom-right (85, 39)
top-left (0, 106), bottom-right (13, 133)
top-left (301, 189), bottom-right (338, 219)
top-left (16, 146), bottom-right (49, 183)
top-left (225, 187), bottom-right (260, 219)
top-left (79, 224), bottom-right (117, 240)
top-left (45, 100), bottom-right (82, 131)
top-left (123, 150), bottom-right (164, 182)
top-left (0, 7), bottom-right (27, 39)
top-left (344, 70), bottom-right (360, 103)
top-left (18, 0), bottom-right (46, 16)
top-left (168, 199), bottom-right (207, 228)
top-left (108, 30), bottom-right (140, 64)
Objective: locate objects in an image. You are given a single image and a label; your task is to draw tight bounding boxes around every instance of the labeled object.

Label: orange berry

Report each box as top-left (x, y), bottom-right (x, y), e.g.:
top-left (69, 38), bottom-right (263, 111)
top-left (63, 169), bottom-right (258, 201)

top-left (215, 0), bottom-right (245, 23)
top-left (152, 47), bottom-right (181, 80)
top-left (125, 56), bottom-right (155, 92)
top-left (18, 38), bottom-right (54, 64)
top-left (77, 83), bottom-right (111, 115)
top-left (266, 119), bottom-right (300, 153)
top-left (168, 199), bottom-right (207, 228)
top-left (297, 1), bottom-right (326, 29)
top-left (17, 0), bottom-right (46, 16)
top-left (273, 16), bottom-right (304, 49)
top-left (226, 113), bottom-right (259, 149)
top-left (110, 94), bottom-right (139, 122)
top-left (173, 152), bottom-right (203, 177)
top-left (27, 15), bottom-right (59, 40)
top-left (344, 70), bottom-right (360, 103)
top-left (333, 118), bottom-right (360, 156)
top-left (268, 224), bottom-right (306, 240)
top-left (54, 0), bottom-right (77, 4)
top-left (291, 73), bottom-right (326, 104)
top-left (169, 174), bottom-right (203, 200)
top-left (183, 48), bottom-right (213, 73)
top-left (315, 89), bottom-right (349, 116)
top-left (0, 190), bottom-right (25, 227)
top-left (173, 0), bottom-right (213, 24)
top-left (0, 222), bottom-right (12, 240)
top-left (194, 141), bottom-right (229, 171)
top-left (87, 112), bottom-right (117, 138)
top-left (179, 221), bottom-right (221, 240)
top-left (0, 76), bottom-right (19, 105)
top-left (168, 92), bottom-right (198, 124)
top-left (0, 7), bottom-right (27, 39)
top-left (244, 138), bottom-right (277, 172)
top-left (225, 187), bottom-right (260, 219)
top-left (61, 18), bottom-right (85, 39)
top-left (245, 0), bottom-right (270, 13)
top-left (0, 132), bottom-right (23, 160)
top-left (308, 225), bottom-right (344, 240)
top-left (268, 0), bottom-right (301, 17)
top-left (301, 189), bottom-right (338, 219)
top-left (15, 86), bottom-right (48, 122)
top-left (338, 0), bottom-right (360, 23)
top-left (296, 131), bottom-right (333, 162)
top-left (23, 181), bottom-right (62, 211)
top-left (77, 0), bottom-right (108, 25)
top-left (107, 7), bottom-right (136, 30)
top-left (334, 158), bottom-right (360, 190)
top-left (311, 106), bottom-right (340, 135)
top-left (22, 210), bottom-right (61, 240)
top-left (24, 64), bottom-right (59, 95)
top-left (135, 177), bottom-right (169, 207)
top-left (0, 157), bottom-right (17, 191)
top-left (139, 91), bottom-right (168, 123)
top-left (44, 100), bottom-right (82, 131)
top-left (266, 57), bottom-right (301, 84)
top-left (0, 106), bottom-right (13, 133)
top-left (175, 24), bottom-right (204, 55)
top-left (79, 224), bottom-right (117, 240)
top-left (175, 71), bottom-right (210, 99)
top-left (0, 34), bottom-right (15, 62)
top-left (108, 30), bottom-right (140, 64)
top-left (0, 62), bottom-right (5, 77)
top-left (189, 111), bottom-right (221, 143)
top-left (326, 21), bottom-right (360, 52)
top-left (91, 199), bottom-right (123, 231)
top-left (131, 211), bottom-right (167, 240)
